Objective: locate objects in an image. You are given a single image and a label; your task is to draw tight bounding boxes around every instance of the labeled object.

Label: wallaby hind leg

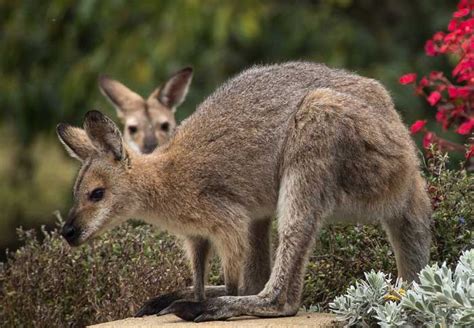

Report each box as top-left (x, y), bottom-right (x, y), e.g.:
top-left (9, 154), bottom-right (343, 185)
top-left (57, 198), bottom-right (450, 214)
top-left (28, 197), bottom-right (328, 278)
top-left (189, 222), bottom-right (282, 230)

top-left (382, 177), bottom-right (432, 282)
top-left (241, 218), bottom-right (272, 295)
top-left (136, 236), bottom-right (211, 317)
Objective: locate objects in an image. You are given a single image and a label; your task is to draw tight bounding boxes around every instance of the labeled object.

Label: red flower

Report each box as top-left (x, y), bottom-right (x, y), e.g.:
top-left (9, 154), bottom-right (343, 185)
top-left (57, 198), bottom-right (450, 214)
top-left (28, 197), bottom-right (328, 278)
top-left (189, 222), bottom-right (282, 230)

top-left (435, 110), bottom-right (449, 129)
top-left (433, 32), bottom-right (445, 41)
top-left (419, 77), bottom-right (429, 87)
top-left (454, 8), bottom-right (470, 18)
top-left (456, 118), bottom-right (474, 134)
top-left (422, 132), bottom-right (435, 148)
top-left (410, 120), bottom-right (427, 134)
top-left (448, 19), bottom-right (458, 32)
top-left (429, 71), bottom-right (444, 80)
top-left (425, 40), bottom-right (437, 56)
top-left (448, 85), bottom-right (471, 98)
top-left (427, 91), bottom-right (442, 106)
top-left (400, 0), bottom-right (473, 158)
top-left (399, 73), bottom-right (417, 85)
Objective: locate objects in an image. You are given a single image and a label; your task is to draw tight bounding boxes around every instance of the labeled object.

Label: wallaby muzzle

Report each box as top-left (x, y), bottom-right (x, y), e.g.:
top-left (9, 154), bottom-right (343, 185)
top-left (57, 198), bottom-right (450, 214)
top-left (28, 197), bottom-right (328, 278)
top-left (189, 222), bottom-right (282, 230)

top-left (61, 212), bottom-right (82, 246)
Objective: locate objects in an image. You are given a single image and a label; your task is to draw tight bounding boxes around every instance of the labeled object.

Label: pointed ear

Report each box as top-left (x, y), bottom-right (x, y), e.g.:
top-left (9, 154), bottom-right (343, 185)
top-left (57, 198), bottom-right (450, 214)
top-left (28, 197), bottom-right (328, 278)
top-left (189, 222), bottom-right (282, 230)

top-left (83, 110), bottom-right (125, 161)
top-left (152, 67), bottom-right (193, 111)
top-left (56, 124), bottom-right (96, 162)
top-left (98, 75), bottom-right (143, 119)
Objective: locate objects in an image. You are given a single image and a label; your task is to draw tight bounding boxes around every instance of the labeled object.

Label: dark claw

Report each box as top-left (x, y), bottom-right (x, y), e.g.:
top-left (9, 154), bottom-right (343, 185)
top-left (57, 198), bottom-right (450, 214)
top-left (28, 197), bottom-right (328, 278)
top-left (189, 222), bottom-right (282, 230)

top-left (194, 313), bottom-right (229, 322)
top-left (159, 300), bottom-right (205, 321)
top-left (135, 292), bottom-right (181, 317)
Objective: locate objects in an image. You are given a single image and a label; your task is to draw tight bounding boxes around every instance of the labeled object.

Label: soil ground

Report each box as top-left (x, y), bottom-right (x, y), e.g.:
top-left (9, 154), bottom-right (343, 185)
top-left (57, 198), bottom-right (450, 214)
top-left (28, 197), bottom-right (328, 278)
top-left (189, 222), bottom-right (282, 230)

top-left (89, 312), bottom-right (340, 328)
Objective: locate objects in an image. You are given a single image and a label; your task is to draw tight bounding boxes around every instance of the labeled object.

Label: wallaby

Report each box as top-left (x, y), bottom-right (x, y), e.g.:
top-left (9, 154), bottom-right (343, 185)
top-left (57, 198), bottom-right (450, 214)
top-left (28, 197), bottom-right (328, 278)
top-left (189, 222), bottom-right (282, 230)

top-left (99, 67), bottom-right (193, 154)
top-left (57, 62), bottom-right (431, 322)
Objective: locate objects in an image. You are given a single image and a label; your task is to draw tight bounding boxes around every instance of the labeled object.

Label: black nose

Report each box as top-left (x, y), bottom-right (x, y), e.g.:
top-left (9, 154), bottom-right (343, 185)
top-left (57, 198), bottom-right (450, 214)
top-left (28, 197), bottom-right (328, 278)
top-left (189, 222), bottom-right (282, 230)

top-left (142, 143), bottom-right (157, 154)
top-left (61, 224), bottom-right (80, 245)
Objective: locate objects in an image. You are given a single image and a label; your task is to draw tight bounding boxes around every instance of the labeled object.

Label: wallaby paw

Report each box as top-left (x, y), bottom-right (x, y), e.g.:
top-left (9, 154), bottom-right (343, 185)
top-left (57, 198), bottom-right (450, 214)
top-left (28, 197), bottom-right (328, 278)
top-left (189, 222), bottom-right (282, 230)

top-left (158, 300), bottom-right (205, 321)
top-left (135, 292), bottom-right (181, 317)
top-left (160, 297), bottom-right (239, 322)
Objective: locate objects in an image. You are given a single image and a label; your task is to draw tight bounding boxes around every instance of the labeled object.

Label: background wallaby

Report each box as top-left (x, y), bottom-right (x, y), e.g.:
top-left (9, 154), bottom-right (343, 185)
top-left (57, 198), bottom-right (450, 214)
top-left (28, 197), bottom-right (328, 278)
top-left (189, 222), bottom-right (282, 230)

top-left (57, 62), bottom-right (431, 322)
top-left (99, 67), bottom-right (193, 154)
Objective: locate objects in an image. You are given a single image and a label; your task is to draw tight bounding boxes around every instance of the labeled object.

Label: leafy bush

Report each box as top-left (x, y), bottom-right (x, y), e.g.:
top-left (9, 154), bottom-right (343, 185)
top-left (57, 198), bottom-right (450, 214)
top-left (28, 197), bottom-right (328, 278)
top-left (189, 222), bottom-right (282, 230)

top-left (329, 249), bottom-right (474, 327)
top-left (426, 150), bottom-right (473, 265)
top-left (0, 222), bottom-right (191, 327)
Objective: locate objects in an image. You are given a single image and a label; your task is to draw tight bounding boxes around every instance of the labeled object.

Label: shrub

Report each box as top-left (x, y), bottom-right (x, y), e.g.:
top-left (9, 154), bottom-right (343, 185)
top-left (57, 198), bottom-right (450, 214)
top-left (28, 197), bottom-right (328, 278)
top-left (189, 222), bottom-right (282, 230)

top-left (426, 149), bottom-right (473, 265)
top-left (0, 222), bottom-right (191, 327)
top-left (329, 249), bottom-right (474, 327)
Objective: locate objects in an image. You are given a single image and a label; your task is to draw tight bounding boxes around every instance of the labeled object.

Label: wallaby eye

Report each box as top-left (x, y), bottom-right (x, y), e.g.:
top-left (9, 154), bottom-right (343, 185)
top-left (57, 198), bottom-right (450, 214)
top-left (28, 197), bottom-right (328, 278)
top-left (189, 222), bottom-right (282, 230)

top-left (128, 126), bottom-right (138, 134)
top-left (89, 188), bottom-right (105, 202)
top-left (160, 122), bottom-right (170, 132)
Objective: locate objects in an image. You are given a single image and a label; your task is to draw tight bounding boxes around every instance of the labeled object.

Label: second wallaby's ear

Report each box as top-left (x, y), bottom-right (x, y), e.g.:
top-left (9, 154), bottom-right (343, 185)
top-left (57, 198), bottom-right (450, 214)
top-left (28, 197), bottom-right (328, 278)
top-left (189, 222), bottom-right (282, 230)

top-left (98, 75), bottom-right (143, 117)
top-left (83, 110), bottom-right (125, 161)
top-left (57, 124), bottom-right (96, 162)
top-left (154, 67), bottom-right (193, 111)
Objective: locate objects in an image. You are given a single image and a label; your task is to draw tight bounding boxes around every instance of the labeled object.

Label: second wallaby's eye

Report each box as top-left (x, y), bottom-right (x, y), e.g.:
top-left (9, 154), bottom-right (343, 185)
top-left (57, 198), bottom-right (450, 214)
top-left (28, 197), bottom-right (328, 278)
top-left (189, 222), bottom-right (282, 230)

top-left (89, 188), bottom-right (105, 202)
top-left (160, 122), bottom-right (170, 132)
top-left (128, 126), bottom-right (138, 134)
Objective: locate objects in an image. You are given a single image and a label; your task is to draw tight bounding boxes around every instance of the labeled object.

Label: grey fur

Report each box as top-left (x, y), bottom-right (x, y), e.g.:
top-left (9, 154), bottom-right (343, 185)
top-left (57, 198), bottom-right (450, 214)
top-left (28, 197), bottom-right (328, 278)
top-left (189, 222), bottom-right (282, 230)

top-left (58, 62), bottom-right (432, 322)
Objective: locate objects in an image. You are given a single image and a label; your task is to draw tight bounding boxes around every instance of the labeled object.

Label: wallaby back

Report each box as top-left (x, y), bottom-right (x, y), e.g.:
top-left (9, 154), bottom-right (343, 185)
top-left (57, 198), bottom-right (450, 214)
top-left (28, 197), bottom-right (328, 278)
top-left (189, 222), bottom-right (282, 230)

top-left (163, 62), bottom-right (418, 218)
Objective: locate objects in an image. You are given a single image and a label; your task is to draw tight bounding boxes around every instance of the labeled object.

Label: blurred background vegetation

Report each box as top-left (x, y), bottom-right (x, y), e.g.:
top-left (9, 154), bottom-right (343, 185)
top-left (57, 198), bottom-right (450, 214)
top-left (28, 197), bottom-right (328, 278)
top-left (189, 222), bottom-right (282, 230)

top-left (0, 0), bottom-right (461, 257)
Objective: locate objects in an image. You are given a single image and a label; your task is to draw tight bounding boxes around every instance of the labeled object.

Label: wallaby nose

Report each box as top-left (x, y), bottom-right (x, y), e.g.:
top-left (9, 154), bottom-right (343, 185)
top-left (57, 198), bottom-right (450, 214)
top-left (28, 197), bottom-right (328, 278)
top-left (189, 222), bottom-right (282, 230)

top-left (61, 223), bottom-right (80, 246)
top-left (143, 140), bottom-right (158, 154)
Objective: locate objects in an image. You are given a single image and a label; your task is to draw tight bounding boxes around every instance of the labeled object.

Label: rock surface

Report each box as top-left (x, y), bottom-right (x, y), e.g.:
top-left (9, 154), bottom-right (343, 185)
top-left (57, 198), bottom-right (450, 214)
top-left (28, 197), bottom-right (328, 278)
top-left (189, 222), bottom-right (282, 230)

top-left (89, 313), bottom-right (339, 328)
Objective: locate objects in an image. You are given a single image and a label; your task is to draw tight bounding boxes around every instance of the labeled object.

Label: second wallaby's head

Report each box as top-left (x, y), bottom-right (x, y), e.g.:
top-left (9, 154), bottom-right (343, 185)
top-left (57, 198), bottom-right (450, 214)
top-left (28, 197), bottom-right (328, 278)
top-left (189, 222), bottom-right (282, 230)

top-left (99, 67), bottom-right (193, 154)
top-left (57, 111), bottom-right (140, 246)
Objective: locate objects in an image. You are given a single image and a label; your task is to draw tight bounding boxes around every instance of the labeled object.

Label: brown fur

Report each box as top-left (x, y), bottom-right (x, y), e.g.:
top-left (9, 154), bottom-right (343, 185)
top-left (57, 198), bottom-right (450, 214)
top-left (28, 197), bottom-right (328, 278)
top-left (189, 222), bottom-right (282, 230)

top-left (58, 62), bottom-right (431, 322)
top-left (99, 67), bottom-right (193, 154)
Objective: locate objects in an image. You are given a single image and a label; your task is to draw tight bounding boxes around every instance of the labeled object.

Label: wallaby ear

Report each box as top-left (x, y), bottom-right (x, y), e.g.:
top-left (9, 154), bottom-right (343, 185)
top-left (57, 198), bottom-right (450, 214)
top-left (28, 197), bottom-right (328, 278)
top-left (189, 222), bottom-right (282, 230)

top-left (83, 110), bottom-right (125, 161)
top-left (98, 75), bottom-right (143, 118)
top-left (56, 124), bottom-right (96, 162)
top-left (152, 67), bottom-right (193, 111)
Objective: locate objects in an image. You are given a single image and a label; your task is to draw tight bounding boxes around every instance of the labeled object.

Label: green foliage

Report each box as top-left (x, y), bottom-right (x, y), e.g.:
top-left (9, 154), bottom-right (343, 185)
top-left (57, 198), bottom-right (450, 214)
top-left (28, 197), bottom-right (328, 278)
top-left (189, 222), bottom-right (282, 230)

top-left (426, 150), bottom-right (474, 264)
top-left (330, 249), bottom-right (474, 327)
top-left (0, 223), bottom-right (191, 327)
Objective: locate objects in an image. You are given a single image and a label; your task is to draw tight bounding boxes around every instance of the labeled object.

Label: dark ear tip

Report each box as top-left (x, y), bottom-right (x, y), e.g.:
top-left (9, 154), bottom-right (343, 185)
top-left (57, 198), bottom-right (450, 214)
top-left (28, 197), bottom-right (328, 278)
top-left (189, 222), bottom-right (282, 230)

top-left (85, 110), bottom-right (105, 122)
top-left (56, 123), bottom-right (69, 135)
top-left (180, 67), bottom-right (193, 75)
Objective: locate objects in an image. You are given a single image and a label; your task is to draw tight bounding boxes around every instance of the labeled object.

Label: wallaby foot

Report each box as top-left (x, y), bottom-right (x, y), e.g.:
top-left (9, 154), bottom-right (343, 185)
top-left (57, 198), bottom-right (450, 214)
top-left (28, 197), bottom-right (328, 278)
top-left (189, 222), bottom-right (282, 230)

top-left (159, 295), bottom-right (298, 322)
top-left (135, 291), bottom-right (181, 317)
top-left (135, 285), bottom-right (227, 317)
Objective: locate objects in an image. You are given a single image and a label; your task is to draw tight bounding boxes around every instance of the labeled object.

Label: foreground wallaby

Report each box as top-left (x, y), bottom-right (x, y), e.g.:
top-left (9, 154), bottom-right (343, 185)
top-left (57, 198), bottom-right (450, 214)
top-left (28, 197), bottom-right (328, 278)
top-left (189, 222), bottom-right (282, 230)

top-left (99, 67), bottom-right (193, 154)
top-left (57, 62), bottom-right (431, 322)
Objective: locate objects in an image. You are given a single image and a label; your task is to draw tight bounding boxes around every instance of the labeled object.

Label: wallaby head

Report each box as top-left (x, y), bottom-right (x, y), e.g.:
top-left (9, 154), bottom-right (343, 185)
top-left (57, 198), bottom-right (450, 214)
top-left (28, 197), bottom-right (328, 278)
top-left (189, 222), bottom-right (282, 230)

top-left (57, 111), bottom-right (136, 246)
top-left (98, 67), bottom-right (193, 154)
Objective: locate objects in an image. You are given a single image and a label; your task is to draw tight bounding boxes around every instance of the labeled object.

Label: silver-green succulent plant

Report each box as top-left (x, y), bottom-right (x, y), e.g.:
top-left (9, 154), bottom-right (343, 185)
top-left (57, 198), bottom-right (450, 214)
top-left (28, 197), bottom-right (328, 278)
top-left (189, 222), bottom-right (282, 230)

top-left (330, 249), bottom-right (474, 327)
